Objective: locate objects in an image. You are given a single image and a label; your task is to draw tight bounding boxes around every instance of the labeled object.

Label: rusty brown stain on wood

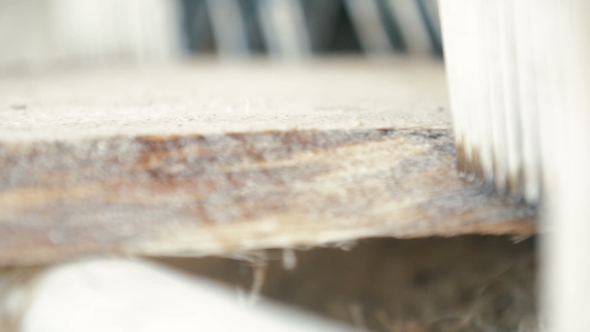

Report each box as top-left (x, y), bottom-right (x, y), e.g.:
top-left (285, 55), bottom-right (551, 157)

top-left (0, 128), bottom-right (535, 265)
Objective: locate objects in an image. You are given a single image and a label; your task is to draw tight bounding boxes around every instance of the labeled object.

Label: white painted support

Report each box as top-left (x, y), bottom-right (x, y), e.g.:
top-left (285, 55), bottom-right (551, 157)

top-left (541, 1), bottom-right (590, 331)
top-left (0, 258), bottom-right (350, 332)
top-left (439, 0), bottom-right (590, 329)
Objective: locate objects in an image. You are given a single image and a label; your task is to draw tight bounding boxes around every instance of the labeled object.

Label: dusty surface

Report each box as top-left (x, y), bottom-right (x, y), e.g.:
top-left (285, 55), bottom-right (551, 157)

top-left (0, 58), bottom-right (449, 142)
top-left (156, 235), bottom-right (538, 332)
top-left (0, 59), bottom-right (535, 265)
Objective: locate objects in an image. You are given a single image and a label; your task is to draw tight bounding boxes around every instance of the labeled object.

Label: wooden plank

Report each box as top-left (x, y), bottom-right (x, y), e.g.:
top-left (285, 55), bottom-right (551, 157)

top-left (0, 58), bottom-right (535, 265)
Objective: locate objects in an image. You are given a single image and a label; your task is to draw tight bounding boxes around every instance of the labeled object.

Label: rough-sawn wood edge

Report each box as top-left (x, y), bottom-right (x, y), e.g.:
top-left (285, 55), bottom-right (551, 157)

top-left (0, 128), bottom-right (535, 266)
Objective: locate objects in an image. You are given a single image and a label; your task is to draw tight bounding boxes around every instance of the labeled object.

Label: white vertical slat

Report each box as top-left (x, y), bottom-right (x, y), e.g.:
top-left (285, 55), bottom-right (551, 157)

top-left (0, 258), bottom-right (351, 332)
top-left (387, 0), bottom-right (432, 55)
top-left (542, 0), bottom-right (590, 330)
top-left (206, 0), bottom-right (250, 56)
top-left (257, 0), bottom-right (311, 58)
top-left (496, 0), bottom-right (524, 199)
top-left (343, 0), bottom-right (393, 55)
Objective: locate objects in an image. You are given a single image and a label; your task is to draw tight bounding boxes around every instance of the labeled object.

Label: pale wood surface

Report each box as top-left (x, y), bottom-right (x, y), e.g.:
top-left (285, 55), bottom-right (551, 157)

top-left (0, 58), bottom-right (535, 265)
top-left (0, 58), bottom-right (450, 142)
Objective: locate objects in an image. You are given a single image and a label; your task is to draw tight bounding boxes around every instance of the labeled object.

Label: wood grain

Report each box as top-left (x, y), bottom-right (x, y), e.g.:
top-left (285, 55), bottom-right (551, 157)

top-left (0, 128), bottom-right (534, 265)
top-left (0, 59), bottom-right (535, 265)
